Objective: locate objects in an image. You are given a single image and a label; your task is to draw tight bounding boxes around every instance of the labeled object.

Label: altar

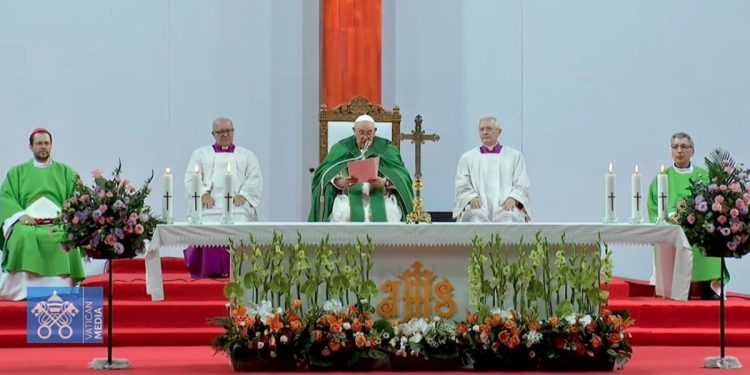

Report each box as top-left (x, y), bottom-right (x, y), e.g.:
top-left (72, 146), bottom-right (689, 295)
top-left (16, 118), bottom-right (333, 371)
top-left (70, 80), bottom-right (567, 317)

top-left (145, 222), bottom-right (693, 311)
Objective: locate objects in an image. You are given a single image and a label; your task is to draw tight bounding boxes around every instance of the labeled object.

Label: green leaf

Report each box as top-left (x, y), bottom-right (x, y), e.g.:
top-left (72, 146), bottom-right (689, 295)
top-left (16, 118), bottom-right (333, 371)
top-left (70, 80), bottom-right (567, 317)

top-left (555, 300), bottom-right (574, 317)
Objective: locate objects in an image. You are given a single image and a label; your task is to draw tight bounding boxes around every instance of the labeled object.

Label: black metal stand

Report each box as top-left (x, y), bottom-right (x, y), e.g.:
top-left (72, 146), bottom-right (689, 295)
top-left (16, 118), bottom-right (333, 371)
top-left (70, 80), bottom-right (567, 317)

top-left (89, 259), bottom-right (131, 370)
top-left (703, 256), bottom-right (741, 369)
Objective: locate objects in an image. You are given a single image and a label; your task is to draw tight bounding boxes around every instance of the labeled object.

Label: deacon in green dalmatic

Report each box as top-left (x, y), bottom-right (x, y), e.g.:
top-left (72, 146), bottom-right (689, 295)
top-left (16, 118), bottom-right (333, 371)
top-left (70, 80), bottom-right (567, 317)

top-left (309, 115), bottom-right (414, 222)
top-left (0, 128), bottom-right (85, 301)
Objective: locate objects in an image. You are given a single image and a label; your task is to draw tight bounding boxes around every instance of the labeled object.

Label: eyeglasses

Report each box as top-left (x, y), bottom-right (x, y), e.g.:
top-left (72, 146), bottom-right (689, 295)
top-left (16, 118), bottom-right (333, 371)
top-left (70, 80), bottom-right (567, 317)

top-left (213, 129), bottom-right (234, 135)
top-left (671, 144), bottom-right (692, 150)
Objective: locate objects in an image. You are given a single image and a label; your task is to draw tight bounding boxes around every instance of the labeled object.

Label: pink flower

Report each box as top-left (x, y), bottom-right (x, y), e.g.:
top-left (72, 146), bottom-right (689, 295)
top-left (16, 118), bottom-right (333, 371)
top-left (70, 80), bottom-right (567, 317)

top-left (736, 199), bottom-right (746, 210)
top-left (712, 202), bottom-right (723, 212)
top-left (105, 191), bottom-right (114, 198)
top-left (98, 217), bottom-right (106, 225)
top-left (99, 204), bottom-right (108, 213)
top-left (80, 195), bottom-right (91, 204)
top-left (92, 169), bottom-right (104, 178)
top-left (134, 224), bottom-right (144, 235)
top-left (730, 208), bottom-right (740, 218)
top-left (715, 195), bottom-right (725, 204)
top-left (724, 166), bottom-right (734, 174)
top-left (719, 185), bottom-right (728, 192)
top-left (129, 213), bottom-right (139, 221)
top-left (717, 215), bottom-right (727, 225)
top-left (731, 222), bottom-right (743, 233)
top-left (687, 214), bottom-right (696, 224)
top-left (63, 202), bottom-right (71, 209)
top-left (105, 234), bottom-right (117, 246)
top-left (70, 196), bottom-right (78, 205)
top-left (71, 216), bottom-right (79, 225)
top-left (729, 183), bottom-right (742, 193)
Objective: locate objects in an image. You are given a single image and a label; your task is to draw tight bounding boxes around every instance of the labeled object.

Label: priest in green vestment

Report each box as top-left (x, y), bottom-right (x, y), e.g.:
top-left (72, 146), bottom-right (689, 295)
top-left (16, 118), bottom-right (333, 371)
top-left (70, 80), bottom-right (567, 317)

top-left (308, 115), bottom-right (414, 222)
top-left (647, 132), bottom-right (726, 300)
top-left (0, 128), bottom-right (85, 301)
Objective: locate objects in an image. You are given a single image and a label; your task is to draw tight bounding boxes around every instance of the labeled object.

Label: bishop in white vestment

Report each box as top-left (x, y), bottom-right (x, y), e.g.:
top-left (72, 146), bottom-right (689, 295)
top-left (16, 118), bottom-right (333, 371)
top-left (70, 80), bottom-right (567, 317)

top-left (453, 117), bottom-right (531, 222)
top-left (182, 118), bottom-right (262, 278)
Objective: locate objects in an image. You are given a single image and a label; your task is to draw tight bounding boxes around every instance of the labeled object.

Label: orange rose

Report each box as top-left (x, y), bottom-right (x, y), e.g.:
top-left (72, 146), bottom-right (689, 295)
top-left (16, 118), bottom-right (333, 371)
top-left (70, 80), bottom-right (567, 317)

top-left (484, 316), bottom-right (493, 326)
top-left (331, 322), bottom-right (343, 334)
top-left (586, 322), bottom-right (597, 333)
top-left (508, 335), bottom-right (520, 349)
top-left (327, 314), bottom-right (338, 325)
top-left (466, 310), bottom-right (478, 325)
top-left (330, 341), bottom-right (342, 352)
top-left (479, 324), bottom-right (491, 334)
top-left (527, 321), bottom-right (540, 331)
top-left (456, 324), bottom-right (468, 336)
top-left (290, 320), bottom-right (302, 331)
top-left (590, 334), bottom-right (603, 348)
top-left (351, 320), bottom-right (363, 332)
top-left (365, 319), bottom-right (374, 329)
top-left (354, 334), bottom-right (367, 348)
top-left (491, 314), bottom-right (502, 326)
top-left (503, 319), bottom-right (516, 329)
top-left (608, 332), bottom-right (622, 344)
top-left (291, 299), bottom-right (303, 309)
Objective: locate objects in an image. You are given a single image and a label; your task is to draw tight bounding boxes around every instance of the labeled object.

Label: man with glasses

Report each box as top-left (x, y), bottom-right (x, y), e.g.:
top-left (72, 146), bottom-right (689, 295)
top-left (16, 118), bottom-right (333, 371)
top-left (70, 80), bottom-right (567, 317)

top-left (647, 132), bottom-right (726, 299)
top-left (182, 117), bottom-right (262, 278)
top-left (453, 117), bottom-right (531, 222)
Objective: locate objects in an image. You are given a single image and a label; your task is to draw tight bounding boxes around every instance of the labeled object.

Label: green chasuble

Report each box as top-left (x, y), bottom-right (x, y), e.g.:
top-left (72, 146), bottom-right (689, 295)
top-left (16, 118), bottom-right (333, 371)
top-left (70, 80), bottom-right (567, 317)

top-left (308, 136), bottom-right (415, 222)
top-left (0, 160), bottom-right (85, 281)
top-left (647, 165), bottom-right (725, 282)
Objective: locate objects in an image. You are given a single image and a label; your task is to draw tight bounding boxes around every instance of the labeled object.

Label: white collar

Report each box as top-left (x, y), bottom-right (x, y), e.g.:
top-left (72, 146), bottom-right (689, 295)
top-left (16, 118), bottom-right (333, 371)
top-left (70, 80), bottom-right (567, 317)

top-left (673, 163), bottom-right (693, 174)
top-left (33, 158), bottom-right (53, 168)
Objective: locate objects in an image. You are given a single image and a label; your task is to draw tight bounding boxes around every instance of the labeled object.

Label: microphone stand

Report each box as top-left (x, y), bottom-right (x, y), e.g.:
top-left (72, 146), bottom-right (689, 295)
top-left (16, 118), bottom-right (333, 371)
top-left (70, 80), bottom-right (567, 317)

top-left (318, 142), bottom-right (370, 222)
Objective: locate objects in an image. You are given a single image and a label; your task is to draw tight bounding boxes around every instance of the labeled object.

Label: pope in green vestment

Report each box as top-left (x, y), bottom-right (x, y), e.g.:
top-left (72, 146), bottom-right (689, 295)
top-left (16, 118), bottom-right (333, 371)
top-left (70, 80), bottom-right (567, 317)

top-left (647, 135), bottom-right (727, 292)
top-left (0, 160), bottom-right (85, 281)
top-left (308, 134), bottom-right (414, 222)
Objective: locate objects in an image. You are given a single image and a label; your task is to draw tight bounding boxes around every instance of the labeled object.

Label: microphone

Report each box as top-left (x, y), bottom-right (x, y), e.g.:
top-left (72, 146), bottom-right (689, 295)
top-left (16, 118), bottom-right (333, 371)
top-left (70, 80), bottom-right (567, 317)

top-left (359, 140), bottom-right (372, 159)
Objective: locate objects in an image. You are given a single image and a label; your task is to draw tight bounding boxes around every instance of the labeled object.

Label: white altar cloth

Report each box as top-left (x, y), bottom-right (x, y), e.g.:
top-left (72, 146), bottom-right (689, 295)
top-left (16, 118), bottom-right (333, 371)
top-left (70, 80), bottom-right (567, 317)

top-left (144, 222), bottom-right (692, 302)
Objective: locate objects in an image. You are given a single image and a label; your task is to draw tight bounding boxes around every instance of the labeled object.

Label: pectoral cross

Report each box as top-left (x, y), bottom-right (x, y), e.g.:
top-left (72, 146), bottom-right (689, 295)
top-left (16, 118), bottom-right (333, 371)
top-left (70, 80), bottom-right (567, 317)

top-left (633, 192), bottom-right (641, 211)
top-left (400, 115), bottom-right (440, 180)
top-left (163, 192), bottom-right (172, 211)
top-left (400, 115), bottom-right (440, 224)
top-left (192, 192), bottom-right (201, 211)
top-left (608, 192), bottom-right (616, 211)
top-left (224, 192), bottom-right (233, 213)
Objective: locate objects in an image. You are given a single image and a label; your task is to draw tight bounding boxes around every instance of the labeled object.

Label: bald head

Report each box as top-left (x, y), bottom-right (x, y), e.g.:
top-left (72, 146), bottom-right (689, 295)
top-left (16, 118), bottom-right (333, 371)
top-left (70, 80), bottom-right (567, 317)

top-left (211, 117), bottom-right (235, 147)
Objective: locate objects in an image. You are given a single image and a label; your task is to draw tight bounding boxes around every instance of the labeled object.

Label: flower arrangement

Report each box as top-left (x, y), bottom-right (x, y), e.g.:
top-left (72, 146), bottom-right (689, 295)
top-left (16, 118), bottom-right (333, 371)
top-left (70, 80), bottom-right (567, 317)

top-left (389, 317), bottom-right (461, 369)
top-left (674, 148), bottom-right (750, 258)
top-left (306, 300), bottom-right (390, 370)
top-left (458, 233), bottom-right (632, 370)
top-left (210, 300), bottom-right (309, 371)
top-left (59, 161), bottom-right (162, 259)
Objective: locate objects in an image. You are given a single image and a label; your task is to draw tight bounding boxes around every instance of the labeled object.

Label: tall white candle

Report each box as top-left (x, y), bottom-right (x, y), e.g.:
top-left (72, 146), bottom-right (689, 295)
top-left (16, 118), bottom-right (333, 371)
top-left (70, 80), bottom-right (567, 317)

top-left (223, 162), bottom-right (233, 224)
top-left (162, 167), bottom-right (174, 224)
top-left (604, 162), bottom-right (616, 223)
top-left (191, 165), bottom-right (202, 224)
top-left (630, 164), bottom-right (642, 223)
top-left (657, 164), bottom-right (668, 223)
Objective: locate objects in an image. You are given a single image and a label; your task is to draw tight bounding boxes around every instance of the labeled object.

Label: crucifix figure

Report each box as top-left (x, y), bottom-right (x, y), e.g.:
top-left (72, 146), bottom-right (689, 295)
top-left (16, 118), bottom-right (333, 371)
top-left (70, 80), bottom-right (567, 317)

top-left (633, 192), bottom-right (641, 211)
top-left (192, 192), bottom-right (201, 211)
top-left (608, 192), bottom-right (616, 211)
top-left (400, 115), bottom-right (440, 223)
top-left (224, 192), bottom-right (233, 212)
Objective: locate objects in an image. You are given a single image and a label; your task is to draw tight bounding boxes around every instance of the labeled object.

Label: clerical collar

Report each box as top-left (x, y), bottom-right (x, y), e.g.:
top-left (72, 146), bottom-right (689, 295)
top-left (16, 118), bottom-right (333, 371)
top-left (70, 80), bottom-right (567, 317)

top-left (33, 158), bottom-right (52, 168)
top-left (480, 143), bottom-right (502, 154)
top-left (212, 144), bottom-right (235, 153)
top-left (673, 162), bottom-right (693, 174)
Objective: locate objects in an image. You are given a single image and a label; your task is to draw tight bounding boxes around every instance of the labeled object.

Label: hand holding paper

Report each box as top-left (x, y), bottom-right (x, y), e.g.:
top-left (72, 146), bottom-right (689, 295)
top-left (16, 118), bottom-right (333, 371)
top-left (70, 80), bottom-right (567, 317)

top-left (347, 156), bottom-right (379, 182)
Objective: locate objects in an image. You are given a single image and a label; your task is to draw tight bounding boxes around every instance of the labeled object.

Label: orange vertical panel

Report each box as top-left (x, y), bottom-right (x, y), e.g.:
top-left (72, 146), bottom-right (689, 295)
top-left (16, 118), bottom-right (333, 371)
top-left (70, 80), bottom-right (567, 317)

top-left (321, 0), bottom-right (382, 108)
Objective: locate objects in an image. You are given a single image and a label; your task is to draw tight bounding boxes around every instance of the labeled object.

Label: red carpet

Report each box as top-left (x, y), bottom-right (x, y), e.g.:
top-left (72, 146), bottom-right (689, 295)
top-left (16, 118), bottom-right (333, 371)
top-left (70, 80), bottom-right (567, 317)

top-left (0, 346), bottom-right (748, 374)
top-left (1, 257), bottom-right (750, 348)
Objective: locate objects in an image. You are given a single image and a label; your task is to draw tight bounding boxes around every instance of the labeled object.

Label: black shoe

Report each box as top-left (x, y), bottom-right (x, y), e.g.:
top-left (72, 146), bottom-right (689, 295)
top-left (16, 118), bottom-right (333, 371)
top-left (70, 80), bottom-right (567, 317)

top-left (700, 281), bottom-right (721, 300)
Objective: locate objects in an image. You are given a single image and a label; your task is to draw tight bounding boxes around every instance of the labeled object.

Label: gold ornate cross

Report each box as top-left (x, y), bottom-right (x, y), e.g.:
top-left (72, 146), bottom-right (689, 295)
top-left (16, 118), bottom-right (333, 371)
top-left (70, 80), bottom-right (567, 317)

top-left (400, 115), bottom-right (440, 223)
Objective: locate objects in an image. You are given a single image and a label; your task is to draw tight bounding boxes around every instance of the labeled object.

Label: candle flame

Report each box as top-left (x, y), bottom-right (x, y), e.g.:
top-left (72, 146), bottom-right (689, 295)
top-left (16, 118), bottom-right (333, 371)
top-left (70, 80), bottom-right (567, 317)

top-left (226, 162), bottom-right (232, 174)
top-left (660, 164), bottom-right (665, 173)
top-left (634, 164), bottom-right (639, 174)
top-left (608, 162), bottom-right (613, 174)
top-left (165, 167), bottom-right (171, 174)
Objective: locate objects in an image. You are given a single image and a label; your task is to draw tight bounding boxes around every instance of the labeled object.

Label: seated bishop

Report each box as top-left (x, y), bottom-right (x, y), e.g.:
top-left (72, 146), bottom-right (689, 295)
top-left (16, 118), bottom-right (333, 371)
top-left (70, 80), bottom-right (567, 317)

top-left (308, 114), bottom-right (414, 222)
top-left (453, 117), bottom-right (531, 223)
top-left (182, 117), bottom-right (263, 279)
top-left (0, 128), bottom-right (85, 301)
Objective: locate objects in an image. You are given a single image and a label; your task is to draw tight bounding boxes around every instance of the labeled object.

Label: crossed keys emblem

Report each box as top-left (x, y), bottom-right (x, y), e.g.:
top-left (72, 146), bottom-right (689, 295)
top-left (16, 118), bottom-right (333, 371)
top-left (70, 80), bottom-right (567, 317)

top-left (31, 291), bottom-right (79, 339)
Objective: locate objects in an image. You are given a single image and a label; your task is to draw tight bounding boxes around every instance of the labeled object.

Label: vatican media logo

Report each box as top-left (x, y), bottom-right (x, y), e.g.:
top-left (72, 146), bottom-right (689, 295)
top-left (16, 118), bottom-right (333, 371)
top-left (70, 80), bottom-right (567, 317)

top-left (26, 287), bottom-right (103, 344)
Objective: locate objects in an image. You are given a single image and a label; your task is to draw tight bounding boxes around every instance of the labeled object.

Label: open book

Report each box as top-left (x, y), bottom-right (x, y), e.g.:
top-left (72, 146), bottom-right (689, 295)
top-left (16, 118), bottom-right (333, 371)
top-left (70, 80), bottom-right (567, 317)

top-left (347, 156), bottom-right (379, 182)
